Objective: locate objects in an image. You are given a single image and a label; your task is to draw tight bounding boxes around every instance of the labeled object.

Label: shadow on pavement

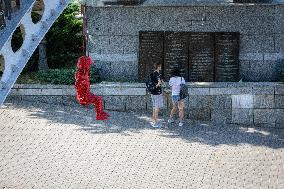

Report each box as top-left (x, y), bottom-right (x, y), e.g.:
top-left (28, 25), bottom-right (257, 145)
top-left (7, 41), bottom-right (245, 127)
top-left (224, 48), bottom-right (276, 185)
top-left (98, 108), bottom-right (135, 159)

top-left (5, 99), bottom-right (284, 149)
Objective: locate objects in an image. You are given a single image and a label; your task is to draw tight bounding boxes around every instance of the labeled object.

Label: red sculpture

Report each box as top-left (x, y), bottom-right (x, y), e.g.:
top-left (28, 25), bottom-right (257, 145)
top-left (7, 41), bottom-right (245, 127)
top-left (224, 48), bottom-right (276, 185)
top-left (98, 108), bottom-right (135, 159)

top-left (75, 56), bottom-right (109, 120)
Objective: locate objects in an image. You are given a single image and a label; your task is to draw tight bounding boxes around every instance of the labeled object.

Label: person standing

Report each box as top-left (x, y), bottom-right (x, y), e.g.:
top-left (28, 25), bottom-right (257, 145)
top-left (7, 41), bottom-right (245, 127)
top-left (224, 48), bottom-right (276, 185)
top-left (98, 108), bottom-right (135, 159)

top-left (149, 63), bottom-right (164, 128)
top-left (168, 69), bottom-right (186, 127)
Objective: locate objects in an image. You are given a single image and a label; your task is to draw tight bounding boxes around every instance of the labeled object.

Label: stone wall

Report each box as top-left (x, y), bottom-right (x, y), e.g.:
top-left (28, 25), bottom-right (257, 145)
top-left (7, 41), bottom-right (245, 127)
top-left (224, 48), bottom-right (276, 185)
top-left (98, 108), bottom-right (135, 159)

top-left (8, 82), bottom-right (284, 128)
top-left (86, 4), bottom-right (284, 81)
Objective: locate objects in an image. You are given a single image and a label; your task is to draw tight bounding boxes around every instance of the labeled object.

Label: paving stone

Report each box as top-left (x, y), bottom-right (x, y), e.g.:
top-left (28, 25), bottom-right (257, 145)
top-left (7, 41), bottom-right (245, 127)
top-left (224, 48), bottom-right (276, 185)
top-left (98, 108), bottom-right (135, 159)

top-left (0, 97), bottom-right (284, 189)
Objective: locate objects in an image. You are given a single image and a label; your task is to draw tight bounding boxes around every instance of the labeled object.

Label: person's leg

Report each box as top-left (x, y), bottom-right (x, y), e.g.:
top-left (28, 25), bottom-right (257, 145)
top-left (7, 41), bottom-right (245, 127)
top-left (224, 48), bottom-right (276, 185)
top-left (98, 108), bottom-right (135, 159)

top-left (178, 101), bottom-right (185, 123)
top-left (169, 104), bottom-right (177, 118)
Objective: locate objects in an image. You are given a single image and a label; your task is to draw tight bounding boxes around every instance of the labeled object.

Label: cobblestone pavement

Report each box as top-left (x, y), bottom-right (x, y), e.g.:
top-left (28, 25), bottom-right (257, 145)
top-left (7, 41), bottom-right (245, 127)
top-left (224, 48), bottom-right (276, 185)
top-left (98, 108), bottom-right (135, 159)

top-left (0, 100), bottom-right (284, 189)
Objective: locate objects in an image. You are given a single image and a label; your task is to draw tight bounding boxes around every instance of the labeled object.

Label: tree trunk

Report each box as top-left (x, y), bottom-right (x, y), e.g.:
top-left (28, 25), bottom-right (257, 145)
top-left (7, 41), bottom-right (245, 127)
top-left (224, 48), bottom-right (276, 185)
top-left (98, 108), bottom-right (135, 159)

top-left (38, 38), bottom-right (49, 71)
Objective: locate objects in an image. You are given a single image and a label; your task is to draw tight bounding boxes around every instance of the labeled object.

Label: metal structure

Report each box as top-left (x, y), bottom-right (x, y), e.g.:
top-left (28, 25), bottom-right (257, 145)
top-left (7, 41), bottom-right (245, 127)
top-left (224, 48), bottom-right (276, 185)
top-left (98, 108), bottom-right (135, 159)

top-left (138, 31), bottom-right (240, 82)
top-left (0, 0), bottom-right (71, 105)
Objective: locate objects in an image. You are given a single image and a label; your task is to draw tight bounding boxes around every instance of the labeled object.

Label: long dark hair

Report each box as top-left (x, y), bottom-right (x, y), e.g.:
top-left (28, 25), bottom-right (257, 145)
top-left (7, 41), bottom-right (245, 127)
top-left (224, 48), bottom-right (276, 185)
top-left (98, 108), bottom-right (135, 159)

top-left (171, 68), bottom-right (181, 77)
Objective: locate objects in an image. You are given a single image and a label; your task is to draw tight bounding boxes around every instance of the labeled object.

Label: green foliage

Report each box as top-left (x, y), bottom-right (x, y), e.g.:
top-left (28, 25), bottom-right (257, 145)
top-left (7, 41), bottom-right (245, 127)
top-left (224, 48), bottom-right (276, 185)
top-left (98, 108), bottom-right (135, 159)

top-left (37, 68), bottom-right (101, 85)
top-left (11, 27), bottom-right (23, 52)
top-left (45, 2), bottom-right (82, 69)
top-left (31, 12), bottom-right (42, 24)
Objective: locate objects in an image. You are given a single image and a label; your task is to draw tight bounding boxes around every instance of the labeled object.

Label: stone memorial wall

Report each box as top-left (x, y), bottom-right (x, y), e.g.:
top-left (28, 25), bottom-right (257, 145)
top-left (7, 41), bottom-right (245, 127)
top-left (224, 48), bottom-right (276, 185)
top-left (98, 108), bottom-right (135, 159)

top-left (87, 3), bottom-right (284, 82)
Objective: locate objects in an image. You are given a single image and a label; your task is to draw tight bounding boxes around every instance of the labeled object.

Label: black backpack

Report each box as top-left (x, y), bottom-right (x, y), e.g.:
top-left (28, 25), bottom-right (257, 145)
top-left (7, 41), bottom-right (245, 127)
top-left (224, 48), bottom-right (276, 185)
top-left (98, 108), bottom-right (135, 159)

top-left (179, 77), bottom-right (188, 100)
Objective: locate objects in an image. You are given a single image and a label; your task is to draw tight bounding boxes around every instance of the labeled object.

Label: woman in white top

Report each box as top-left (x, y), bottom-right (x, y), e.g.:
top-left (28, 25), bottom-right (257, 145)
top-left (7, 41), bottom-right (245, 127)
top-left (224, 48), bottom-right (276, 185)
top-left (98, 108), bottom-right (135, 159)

top-left (168, 69), bottom-right (186, 127)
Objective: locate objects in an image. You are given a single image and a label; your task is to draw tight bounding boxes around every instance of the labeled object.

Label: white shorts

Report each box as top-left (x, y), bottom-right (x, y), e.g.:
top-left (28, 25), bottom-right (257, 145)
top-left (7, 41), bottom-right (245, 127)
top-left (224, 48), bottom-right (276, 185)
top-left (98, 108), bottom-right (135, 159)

top-left (151, 94), bottom-right (164, 109)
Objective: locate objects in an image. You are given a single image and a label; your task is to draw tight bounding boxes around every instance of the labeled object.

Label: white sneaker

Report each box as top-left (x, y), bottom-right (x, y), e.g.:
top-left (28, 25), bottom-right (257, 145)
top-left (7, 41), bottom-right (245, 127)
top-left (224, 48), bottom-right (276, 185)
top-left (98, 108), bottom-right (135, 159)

top-left (151, 122), bottom-right (160, 128)
top-left (178, 122), bottom-right (184, 127)
top-left (168, 118), bottom-right (174, 124)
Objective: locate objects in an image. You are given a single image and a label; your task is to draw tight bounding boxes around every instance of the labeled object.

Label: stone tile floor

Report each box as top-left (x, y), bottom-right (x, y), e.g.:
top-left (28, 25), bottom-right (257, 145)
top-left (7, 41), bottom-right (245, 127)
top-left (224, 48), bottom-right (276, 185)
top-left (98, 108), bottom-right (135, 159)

top-left (0, 100), bottom-right (284, 189)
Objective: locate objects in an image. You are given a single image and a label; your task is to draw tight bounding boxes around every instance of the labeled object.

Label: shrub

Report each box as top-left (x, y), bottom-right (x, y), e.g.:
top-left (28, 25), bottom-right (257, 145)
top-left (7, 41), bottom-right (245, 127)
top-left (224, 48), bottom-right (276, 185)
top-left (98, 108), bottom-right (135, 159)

top-left (38, 67), bottom-right (101, 85)
top-left (45, 1), bottom-right (82, 69)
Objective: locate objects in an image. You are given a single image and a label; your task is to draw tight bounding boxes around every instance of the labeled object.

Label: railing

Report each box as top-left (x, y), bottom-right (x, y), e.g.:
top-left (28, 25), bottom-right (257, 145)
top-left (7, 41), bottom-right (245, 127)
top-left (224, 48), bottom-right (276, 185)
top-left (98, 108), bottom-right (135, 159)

top-left (0, 0), bottom-right (21, 31)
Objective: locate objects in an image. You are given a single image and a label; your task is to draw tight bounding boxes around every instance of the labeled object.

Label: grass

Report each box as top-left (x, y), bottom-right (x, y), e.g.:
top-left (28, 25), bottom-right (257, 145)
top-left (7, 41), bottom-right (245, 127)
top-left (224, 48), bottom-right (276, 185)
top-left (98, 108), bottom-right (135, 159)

top-left (16, 72), bottom-right (44, 84)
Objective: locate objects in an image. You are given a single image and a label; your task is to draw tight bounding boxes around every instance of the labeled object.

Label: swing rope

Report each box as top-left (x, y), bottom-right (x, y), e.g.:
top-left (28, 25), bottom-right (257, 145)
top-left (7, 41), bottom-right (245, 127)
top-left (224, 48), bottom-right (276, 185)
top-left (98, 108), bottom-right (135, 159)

top-left (81, 4), bottom-right (89, 57)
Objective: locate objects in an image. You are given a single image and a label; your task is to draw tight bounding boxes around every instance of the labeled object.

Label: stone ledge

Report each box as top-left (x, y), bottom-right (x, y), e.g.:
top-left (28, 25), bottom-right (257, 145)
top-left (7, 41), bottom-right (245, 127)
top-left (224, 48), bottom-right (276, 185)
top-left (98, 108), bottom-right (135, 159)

top-left (10, 82), bottom-right (283, 96)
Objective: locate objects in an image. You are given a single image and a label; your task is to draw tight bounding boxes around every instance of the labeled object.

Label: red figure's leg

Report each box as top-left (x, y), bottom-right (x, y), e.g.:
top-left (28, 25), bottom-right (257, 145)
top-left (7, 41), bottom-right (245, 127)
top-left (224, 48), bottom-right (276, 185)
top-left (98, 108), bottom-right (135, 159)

top-left (91, 95), bottom-right (109, 120)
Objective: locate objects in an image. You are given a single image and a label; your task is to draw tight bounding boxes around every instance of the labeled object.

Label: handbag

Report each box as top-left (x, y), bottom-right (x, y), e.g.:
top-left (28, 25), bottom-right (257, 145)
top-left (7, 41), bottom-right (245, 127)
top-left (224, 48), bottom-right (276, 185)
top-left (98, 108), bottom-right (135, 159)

top-left (179, 77), bottom-right (188, 100)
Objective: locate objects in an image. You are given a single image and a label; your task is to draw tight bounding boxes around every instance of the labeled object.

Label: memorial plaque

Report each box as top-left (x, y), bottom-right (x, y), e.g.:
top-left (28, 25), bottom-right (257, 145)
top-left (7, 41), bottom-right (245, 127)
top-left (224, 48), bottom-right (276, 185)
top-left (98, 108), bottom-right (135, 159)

top-left (138, 31), bottom-right (239, 82)
top-left (188, 33), bottom-right (215, 82)
top-left (215, 32), bottom-right (240, 82)
top-left (138, 31), bottom-right (164, 81)
top-left (164, 32), bottom-right (189, 81)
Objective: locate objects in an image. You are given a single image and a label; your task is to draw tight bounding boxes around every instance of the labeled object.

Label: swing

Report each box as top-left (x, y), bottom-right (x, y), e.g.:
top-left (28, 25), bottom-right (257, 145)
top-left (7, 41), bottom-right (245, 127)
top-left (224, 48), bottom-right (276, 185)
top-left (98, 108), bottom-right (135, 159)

top-left (75, 5), bottom-right (109, 121)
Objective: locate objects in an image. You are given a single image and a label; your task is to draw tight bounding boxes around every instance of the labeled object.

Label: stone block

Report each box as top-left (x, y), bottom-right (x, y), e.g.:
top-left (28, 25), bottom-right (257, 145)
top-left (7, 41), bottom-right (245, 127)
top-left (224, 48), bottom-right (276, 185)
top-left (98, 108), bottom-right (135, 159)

top-left (253, 95), bottom-right (274, 109)
top-left (232, 95), bottom-right (254, 109)
top-left (239, 60), bottom-right (250, 81)
top-left (275, 95), bottom-right (284, 109)
top-left (232, 109), bottom-right (253, 124)
top-left (239, 53), bottom-right (264, 61)
top-left (94, 60), bottom-right (138, 81)
top-left (245, 60), bottom-right (278, 82)
top-left (96, 36), bottom-right (138, 54)
top-left (275, 109), bottom-right (284, 127)
top-left (211, 108), bottom-right (232, 124)
top-left (188, 108), bottom-right (211, 121)
top-left (126, 96), bottom-right (147, 112)
top-left (103, 96), bottom-right (127, 111)
top-left (275, 85), bottom-right (284, 95)
top-left (254, 109), bottom-right (276, 124)
top-left (210, 87), bottom-right (252, 95)
top-left (274, 34), bottom-right (284, 52)
top-left (188, 88), bottom-right (210, 96)
top-left (211, 95), bottom-right (232, 110)
top-left (188, 96), bottom-right (211, 109)
top-left (240, 34), bottom-right (275, 53)
top-left (252, 86), bottom-right (274, 95)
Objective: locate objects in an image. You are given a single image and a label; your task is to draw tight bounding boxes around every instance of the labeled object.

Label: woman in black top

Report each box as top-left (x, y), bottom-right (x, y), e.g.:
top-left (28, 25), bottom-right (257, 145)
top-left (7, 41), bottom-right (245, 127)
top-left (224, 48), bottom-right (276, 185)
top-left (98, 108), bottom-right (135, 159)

top-left (150, 63), bottom-right (164, 128)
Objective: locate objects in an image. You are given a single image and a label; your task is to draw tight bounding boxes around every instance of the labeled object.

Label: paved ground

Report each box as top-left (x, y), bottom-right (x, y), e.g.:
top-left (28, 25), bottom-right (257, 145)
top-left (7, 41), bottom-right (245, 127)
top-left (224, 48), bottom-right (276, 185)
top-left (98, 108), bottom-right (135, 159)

top-left (0, 99), bottom-right (284, 189)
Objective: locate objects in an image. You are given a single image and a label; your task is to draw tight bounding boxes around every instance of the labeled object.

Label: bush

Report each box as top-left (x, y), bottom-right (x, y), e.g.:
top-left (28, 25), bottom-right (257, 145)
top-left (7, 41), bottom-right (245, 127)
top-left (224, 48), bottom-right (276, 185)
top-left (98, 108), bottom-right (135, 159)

top-left (45, 1), bottom-right (82, 69)
top-left (22, 1), bottom-right (82, 72)
top-left (37, 67), bottom-right (101, 85)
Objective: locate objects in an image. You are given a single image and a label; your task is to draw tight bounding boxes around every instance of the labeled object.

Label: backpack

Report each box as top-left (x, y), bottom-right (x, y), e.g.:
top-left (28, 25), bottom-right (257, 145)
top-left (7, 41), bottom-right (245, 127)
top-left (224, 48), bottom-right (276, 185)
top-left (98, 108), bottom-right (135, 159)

top-left (146, 74), bottom-right (156, 94)
top-left (179, 77), bottom-right (188, 100)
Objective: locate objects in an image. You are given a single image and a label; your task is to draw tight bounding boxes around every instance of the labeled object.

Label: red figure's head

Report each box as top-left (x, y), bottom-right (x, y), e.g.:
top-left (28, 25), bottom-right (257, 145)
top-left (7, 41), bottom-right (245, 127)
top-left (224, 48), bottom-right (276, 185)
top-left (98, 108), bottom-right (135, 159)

top-left (77, 56), bottom-right (93, 71)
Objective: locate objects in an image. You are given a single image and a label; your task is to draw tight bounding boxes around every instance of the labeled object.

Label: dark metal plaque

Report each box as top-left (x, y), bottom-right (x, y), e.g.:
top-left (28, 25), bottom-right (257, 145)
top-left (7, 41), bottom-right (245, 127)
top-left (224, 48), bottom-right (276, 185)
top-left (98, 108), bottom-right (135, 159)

top-left (188, 33), bottom-right (215, 82)
top-left (214, 33), bottom-right (240, 82)
top-left (164, 32), bottom-right (189, 81)
top-left (138, 31), bottom-right (164, 81)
